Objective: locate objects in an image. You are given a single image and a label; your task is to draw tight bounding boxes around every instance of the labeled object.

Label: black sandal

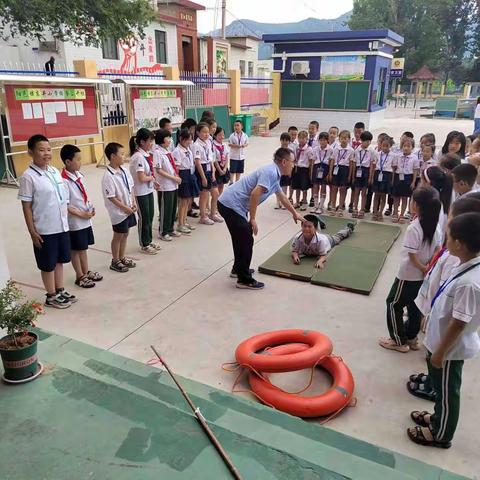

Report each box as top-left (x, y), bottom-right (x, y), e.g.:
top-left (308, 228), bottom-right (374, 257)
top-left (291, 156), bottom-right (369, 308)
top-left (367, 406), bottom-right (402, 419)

top-left (410, 410), bottom-right (432, 427)
top-left (406, 381), bottom-right (436, 401)
top-left (75, 275), bottom-right (95, 288)
top-left (408, 372), bottom-right (428, 384)
top-left (407, 425), bottom-right (451, 449)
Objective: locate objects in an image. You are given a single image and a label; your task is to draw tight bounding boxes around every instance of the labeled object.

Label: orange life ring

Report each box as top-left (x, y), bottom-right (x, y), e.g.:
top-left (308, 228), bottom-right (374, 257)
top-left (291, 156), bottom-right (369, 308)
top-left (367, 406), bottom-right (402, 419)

top-left (248, 343), bottom-right (354, 418)
top-left (235, 329), bottom-right (333, 373)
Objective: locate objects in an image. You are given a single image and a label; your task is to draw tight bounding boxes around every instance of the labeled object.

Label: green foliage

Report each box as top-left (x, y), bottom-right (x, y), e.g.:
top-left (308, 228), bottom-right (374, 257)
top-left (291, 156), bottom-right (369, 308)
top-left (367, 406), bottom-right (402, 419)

top-left (0, 280), bottom-right (42, 340)
top-left (0, 0), bottom-right (156, 46)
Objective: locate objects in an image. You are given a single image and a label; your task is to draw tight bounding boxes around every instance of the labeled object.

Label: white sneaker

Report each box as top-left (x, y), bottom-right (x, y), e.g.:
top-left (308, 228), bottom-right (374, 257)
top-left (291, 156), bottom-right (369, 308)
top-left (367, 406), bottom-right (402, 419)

top-left (185, 222), bottom-right (196, 230)
top-left (177, 225), bottom-right (192, 234)
top-left (170, 231), bottom-right (182, 238)
top-left (141, 245), bottom-right (158, 254)
top-left (199, 217), bottom-right (215, 225)
top-left (160, 234), bottom-right (172, 242)
top-left (210, 214), bottom-right (224, 223)
top-left (149, 242), bottom-right (162, 251)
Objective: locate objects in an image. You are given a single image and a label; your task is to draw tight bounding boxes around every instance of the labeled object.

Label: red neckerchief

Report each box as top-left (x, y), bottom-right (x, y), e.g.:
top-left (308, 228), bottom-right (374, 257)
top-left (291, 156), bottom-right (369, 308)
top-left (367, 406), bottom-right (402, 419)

top-left (61, 169), bottom-right (88, 204)
top-left (352, 139), bottom-right (362, 150)
top-left (146, 153), bottom-right (155, 177)
top-left (213, 141), bottom-right (226, 167)
top-left (166, 152), bottom-right (179, 175)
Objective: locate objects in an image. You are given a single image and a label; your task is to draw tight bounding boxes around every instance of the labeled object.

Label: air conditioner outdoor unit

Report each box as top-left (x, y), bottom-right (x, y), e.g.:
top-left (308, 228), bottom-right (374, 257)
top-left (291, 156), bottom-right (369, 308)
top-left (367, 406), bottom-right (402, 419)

top-left (38, 40), bottom-right (58, 52)
top-left (291, 60), bottom-right (310, 76)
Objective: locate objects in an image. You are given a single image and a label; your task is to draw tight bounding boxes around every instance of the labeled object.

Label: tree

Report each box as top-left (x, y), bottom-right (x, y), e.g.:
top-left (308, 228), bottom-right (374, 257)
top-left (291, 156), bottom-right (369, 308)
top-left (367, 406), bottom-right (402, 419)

top-left (0, 0), bottom-right (155, 46)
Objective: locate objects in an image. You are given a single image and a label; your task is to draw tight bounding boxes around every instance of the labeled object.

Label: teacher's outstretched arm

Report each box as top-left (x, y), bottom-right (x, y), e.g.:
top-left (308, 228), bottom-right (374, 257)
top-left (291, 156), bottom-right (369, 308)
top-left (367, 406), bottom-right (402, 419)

top-left (249, 185), bottom-right (267, 235)
top-left (276, 191), bottom-right (306, 224)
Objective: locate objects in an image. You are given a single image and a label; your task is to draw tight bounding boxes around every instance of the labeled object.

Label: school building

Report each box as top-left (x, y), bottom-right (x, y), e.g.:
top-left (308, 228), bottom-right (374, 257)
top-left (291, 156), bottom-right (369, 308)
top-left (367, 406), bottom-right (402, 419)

top-left (263, 29), bottom-right (404, 130)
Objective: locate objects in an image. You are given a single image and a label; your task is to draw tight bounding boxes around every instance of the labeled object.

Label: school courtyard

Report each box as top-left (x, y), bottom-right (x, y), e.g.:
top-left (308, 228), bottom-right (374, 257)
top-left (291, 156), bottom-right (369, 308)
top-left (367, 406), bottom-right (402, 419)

top-left (0, 110), bottom-right (478, 479)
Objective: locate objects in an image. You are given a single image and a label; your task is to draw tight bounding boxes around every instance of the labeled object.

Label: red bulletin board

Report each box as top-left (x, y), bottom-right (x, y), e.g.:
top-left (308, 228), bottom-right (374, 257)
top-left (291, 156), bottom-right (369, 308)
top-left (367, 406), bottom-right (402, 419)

top-left (4, 84), bottom-right (100, 143)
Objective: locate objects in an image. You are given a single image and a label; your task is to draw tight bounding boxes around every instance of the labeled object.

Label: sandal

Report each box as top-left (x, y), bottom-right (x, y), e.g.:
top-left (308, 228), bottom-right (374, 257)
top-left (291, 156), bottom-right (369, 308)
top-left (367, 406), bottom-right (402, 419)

top-left (336, 209), bottom-right (344, 217)
top-left (407, 337), bottom-right (420, 350)
top-left (357, 210), bottom-right (365, 219)
top-left (110, 260), bottom-right (129, 273)
top-left (399, 217), bottom-right (406, 224)
top-left (391, 215), bottom-right (399, 223)
top-left (406, 380), bottom-right (436, 401)
top-left (86, 271), bottom-right (103, 282)
top-left (378, 337), bottom-right (409, 353)
top-left (408, 372), bottom-right (428, 384)
top-left (351, 209), bottom-right (358, 218)
top-left (410, 410), bottom-right (432, 427)
top-left (378, 213), bottom-right (384, 222)
top-left (75, 275), bottom-right (95, 288)
top-left (120, 258), bottom-right (136, 268)
top-left (407, 425), bottom-right (451, 449)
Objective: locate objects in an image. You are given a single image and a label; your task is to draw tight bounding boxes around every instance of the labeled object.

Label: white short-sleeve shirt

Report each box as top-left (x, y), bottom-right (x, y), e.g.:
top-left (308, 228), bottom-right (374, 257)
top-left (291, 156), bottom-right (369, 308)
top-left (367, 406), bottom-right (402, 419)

top-left (397, 218), bottom-right (443, 281)
top-left (375, 151), bottom-right (396, 172)
top-left (101, 165), bottom-right (134, 226)
top-left (354, 147), bottom-right (377, 168)
top-left (154, 146), bottom-right (178, 192)
top-left (18, 164), bottom-right (69, 235)
top-left (295, 145), bottom-right (315, 168)
top-left (229, 132), bottom-right (248, 160)
top-left (62, 170), bottom-right (92, 232)
top-left (213, 140), bottom-right (230, 169)
top-left (291, 232), bottom-right (331, 256)
top-left (130, 149), bottom-right (154, 197)
top-left (194, 138), bottom-right (214, 166)
top-left (313, 145), bottom-right (332, 165)
top-left (331, 146), bottom-right (354, 167)
top-left (173, 145), bottom-right (195, 173)
top-left (395, 153), bottom-right (420, 175)
top-left (424, 258), bottom-right (480, 360)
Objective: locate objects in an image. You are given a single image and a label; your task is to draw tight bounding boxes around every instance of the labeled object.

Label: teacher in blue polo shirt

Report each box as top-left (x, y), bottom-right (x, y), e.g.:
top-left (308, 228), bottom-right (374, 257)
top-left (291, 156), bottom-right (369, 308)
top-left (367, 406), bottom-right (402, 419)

top-left (218, 147), bottom-right (304, 290)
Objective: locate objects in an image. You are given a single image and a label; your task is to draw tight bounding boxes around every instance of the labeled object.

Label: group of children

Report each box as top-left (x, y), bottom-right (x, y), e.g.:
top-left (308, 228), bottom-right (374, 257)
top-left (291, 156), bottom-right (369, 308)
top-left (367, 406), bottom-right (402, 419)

top-left (277, 122), bottom-right (480, 225)
top-left (17, 111), bottom-right (250, 308)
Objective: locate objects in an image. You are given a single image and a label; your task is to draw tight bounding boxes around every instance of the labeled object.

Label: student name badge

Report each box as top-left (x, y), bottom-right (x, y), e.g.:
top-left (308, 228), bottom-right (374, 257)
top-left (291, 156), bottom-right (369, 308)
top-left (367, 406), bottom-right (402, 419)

top-left (377, 172), bottom-right (384, 182)
top-left (206, 162), bottom-right (211, 173)
top-left (317, 167), bottom-right (324, 179)
top-left (399, 173), bottom-right (405, 181)
top-left (356, 167), bottom-right (363, 178)
top-left (333, 165), bottom-right (339, 176)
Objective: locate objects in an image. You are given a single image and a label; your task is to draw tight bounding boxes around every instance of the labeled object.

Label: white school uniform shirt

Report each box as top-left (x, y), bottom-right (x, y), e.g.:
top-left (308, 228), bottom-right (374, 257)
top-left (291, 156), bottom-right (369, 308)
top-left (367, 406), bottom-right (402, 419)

top-left (397, 218), bottom-right (443, 281)
top-left (212, 140), bottom-right (230, 169)
top-left (307, 134), bottom-right (319, 149)
top-left (295, 144), bottom-right (315, 168)
top-left (330, 145), bottom-right (354, 167)
top-left (130, 148), bottom-right (154, 197)
top-left (395, 153), bottom-right (419, 175)
top-left (354, 147), bottom-right (377, 168)
top-left (329, 140), bottom-right (340, 150)
top-left (102, 165), bottom-right (134, 226)
top-left (375, 151), bottom-right (396, 172)
top-left (229, 131), bottom-right (248, 160)
top-left (153, 146), bottom-right (178, 192)
top-left (288, 142), bottom-right (298, 155)
top-left (415, 250), bottom-right (460, 316)
top-left (313, 145), bottom-right (332, 165)
top-left (194, 138), bottom-right (214, 167)
top-left (62, 170), bottom-right (92, 231)
top-left (291, 232), bottom-right (331, 256)
top-left (424, 257), bottom-right (480, 360)
top-left (18, 164), bottom-right (69, 235)
top-left (173, 145), bottom-right (195, 174)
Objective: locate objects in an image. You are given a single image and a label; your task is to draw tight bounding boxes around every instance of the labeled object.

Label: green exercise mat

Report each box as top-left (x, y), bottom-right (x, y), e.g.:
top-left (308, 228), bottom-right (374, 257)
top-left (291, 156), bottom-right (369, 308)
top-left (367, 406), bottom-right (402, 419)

top-left (310, 246), bottom-right (387, 295)
top-left (341, 221), bottom-right (401, 252)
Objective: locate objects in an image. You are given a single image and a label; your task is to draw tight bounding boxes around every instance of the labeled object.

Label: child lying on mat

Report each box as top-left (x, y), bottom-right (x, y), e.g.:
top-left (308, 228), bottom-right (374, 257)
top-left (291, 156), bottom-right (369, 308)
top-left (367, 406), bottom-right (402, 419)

top-left (291, 214), bottom-right (355, 269)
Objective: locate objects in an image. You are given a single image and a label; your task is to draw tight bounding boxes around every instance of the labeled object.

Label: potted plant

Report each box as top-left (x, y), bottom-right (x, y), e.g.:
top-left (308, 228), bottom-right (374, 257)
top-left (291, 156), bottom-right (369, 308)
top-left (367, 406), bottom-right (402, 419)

top-left (0, 280), bottom-right (43, 383)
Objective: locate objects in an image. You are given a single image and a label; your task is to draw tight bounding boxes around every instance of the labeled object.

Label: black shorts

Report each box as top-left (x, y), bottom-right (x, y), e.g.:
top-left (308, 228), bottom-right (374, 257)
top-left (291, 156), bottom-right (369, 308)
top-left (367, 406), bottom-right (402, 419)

top-left (392, 173), bottom-right (414, 197)
top-left (33, 231), bottom-right (71, 272)
top-left (353, 166), bottom-right (371, 189)
top-left (215, 166), bottom-right (231, 185)
top-left (280, 174), bottom-right (291, 187)
top-left (372, 170), bottom-right (393, 194)
top-left (291, 166), bottom-right (311, 191)
top-left (112, 213), bottom-right (137, 233)
top-left (69, 226), bottom-right (94, 251)
top-left (196, 164), bottom-right (217, 191)
top-left (178, 169), bottom-right (200, 198)
top-left (230, 159), bottom-right (245, 174)
top-left (331, 165), bottom-right (350, 187)
top-left (312, 163), bottom-right (329, 185)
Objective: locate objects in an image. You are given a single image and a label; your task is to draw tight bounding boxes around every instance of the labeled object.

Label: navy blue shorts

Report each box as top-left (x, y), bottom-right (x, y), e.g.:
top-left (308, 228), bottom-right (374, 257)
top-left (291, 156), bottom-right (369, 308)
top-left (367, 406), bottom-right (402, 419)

top-left (353, 166), bottom-right (371, 189)
top-left (196, 164), bottom-right (217, 191)
top-left (372, 171), bottom-right (392, 194)
top-left (33, 231), bottom-right (71, 272)
top-left (311, 163), bottom-right (329, 185)
top-left (178, 169), bottom-right (200, 198)
top-left (230, 159), bottom-right (245, 174)
top-left (113, 213), bottom-right (137, 233)
top-left (331, 165), bottom-right (350, 187)
top-left (70, 226), bottom-right (94, 251)
top-left (291, 166), bottom-right (311, 191)
top-left (392, 174), bottom-right (414, 197)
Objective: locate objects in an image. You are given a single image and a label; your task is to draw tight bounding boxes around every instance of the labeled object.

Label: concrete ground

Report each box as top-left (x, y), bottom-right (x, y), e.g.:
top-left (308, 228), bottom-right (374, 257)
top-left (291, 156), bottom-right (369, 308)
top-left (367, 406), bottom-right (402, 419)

top-left (1, 109), bottom-right (477, 479)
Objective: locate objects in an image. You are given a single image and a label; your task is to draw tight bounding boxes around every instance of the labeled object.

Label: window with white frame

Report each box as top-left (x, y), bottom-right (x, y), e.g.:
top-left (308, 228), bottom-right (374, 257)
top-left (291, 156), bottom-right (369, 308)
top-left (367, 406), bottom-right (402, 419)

top-left (239, 60), bottom-right (246, 76)
top-left (155, 30), bottom-right (167, 64)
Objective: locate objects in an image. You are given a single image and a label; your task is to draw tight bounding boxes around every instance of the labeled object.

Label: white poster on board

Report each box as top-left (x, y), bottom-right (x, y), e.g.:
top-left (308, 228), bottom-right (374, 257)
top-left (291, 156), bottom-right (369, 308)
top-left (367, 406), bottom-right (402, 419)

top-left (133, 97), bottom-right (183, 130)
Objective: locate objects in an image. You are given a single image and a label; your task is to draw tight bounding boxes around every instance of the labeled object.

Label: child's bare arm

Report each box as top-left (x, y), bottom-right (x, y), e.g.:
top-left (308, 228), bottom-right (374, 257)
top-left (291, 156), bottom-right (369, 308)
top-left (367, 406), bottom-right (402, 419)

top-left (109, 196), bottom-right (134, 214)
top-left (431, 317), bottom-right (466, 368)
top-left (315, 255), bottom-right (327, 269)
top-left (408, 252), bottom-right (429, 275)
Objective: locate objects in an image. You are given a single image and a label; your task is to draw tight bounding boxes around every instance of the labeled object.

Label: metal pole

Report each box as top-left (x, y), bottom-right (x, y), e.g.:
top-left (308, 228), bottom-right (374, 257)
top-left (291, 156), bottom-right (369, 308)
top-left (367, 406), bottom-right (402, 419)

top-left (221, 0), bottom-right (227, 39)
top-left (150, 346), bottom-right (243, 480)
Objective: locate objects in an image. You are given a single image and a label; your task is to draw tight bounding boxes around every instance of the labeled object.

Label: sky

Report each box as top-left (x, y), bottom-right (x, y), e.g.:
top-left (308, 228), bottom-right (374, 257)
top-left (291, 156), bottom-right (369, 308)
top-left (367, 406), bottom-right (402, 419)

top-left (195, 0), bottom-right (354, 34)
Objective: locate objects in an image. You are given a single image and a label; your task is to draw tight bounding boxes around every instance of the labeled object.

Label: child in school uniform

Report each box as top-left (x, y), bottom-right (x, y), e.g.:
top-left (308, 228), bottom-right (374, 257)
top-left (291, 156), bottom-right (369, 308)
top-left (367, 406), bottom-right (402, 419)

top-left (102, 142), bottom-right (137, 273)
top-left (407, 212), bottom-right (480, 449)
top-left (291, 214), bottom-right (355, 268)
top-left (18, 134), bottom-right (76, 309)
top-left (311, 131), bottom-right (331, 213)
top-left (228, 119), bottom-right (248, 182)
top-left (195, 122), bottom-right (221, 225)
top-left (129, 128), bottom-right (160, 255)
top-left (379, 187), bottom-right (443, 353)
top-left (60, 144), bottom-right (102, 289)
top-left (154, 129), bottom-right (182, 241)
top-left (328, 126), bottom-right (340, 150)
top-left (351, 122), bottom-right (365, 151)
top-left (452, 163), bottom-right (479, 198)
top-left (392, 137), bottom-right (420, 223)
top-left (352, 131), bottom-right (376, 218)
top-left (212, 127), bottom-right (231, 196)
top-left (372, 136), bottom-right (395, 221)
top-left (441, 131), bottom-right (467, 160)
top-left (173, 129), bottom-right (198, 234)
top-left (291, 130), bottom-right (315, 211)
top-left (327, 130), bottom-right (354, 217)
top-left (307, 121), bottom-right (319, 148)
top-left (276, 132), bottom-right (293, 209)
top-left (288, 126), bottom-right (298, 146)
top-left (159, 117), bottom-right (175, 151)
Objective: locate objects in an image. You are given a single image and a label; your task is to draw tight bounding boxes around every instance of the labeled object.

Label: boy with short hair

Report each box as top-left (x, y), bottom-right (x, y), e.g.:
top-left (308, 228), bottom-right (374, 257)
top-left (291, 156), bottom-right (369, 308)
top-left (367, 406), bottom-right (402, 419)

top-left (408, 212), bottom-right (480, 448)
top-left (287, 126), bottom-right (298, 146)
top-left (307, 121), bottom-right (319, 148)
top-left (351, 122), bottom-right (365, 150)
top-left (228, 119), bottom-right (249, 182)
top-left (291, 214), bottom-right (355, 269)
top-left (102, 142), bottom-right (138, 273)
top-left (328, 126), bottom-right (340, 149)
top-left (18, 134), bottom-right (76, 308)
top-left (452, 163), bottom-right (479, 198)
top-left (159, 117), bottom-right (175, 151)
top-left (60, 144), bottom-right (102, 288)
top-left (352, 131), bottom-right (376, 218)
